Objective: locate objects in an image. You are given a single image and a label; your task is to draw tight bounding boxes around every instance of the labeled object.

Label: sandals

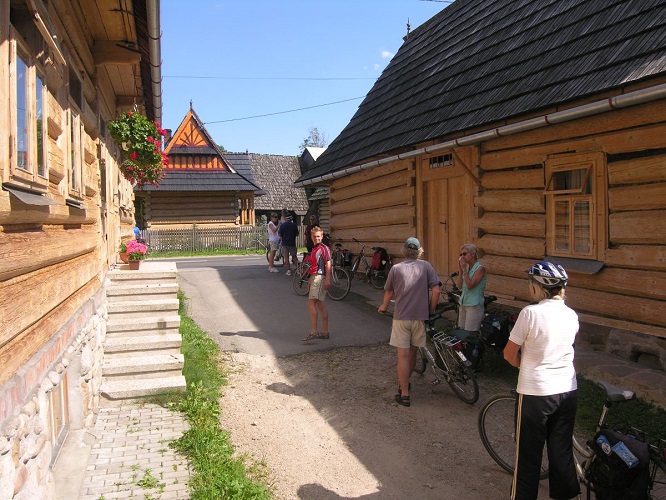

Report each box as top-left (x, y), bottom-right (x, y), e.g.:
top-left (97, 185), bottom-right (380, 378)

top-left (302, 332), bottom-right (318, 341)
top-left (394, 394), bottom-right (411, 407)
top-left (318, 332), bottom-right (330, 339)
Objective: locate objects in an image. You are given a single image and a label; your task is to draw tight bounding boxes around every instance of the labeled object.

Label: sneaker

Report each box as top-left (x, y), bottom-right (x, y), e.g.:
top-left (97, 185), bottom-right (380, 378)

top-left (269, 267), bottom-right (279, 273)
top-left (285, 270), bottom-right (292, 276)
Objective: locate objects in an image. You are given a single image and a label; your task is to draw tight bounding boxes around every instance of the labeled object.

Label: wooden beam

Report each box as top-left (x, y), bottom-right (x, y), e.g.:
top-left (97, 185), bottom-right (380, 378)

top-left (93, 40), bottom-right (141, 66)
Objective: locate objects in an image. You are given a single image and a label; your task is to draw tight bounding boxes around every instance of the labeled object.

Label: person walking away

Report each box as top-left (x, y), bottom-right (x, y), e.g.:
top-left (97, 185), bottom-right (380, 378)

top-left (302, 227), bottom-right (331, 341)
top-left (278, 214), bottom-right (299, 276)
top-left (455, 243), bottom-right (487, 334)
top-left (504, 261), bottom-right (579, 500)
top-left (378, 237), bottom-right (440, 407)
top-left (267, 213), bottom-right (280, 273)
top-left (304, 215), bottom-right (318, 253)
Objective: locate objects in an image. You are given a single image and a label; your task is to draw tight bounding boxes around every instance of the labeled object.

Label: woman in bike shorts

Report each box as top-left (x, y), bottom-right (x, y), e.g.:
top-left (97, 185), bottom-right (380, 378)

top-left (504, 261), bottom-right (580, 500)
top-left (455, 243), bottom-right (487, 332)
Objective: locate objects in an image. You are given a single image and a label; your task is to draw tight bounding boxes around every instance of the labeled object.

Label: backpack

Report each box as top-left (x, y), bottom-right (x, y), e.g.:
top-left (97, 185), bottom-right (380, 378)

top-left (587, 429), bottom-right (650, 500)
top-left (372, 247), bottom-right (389, 271)
top-left (480, 313), bottom-right (511, 350)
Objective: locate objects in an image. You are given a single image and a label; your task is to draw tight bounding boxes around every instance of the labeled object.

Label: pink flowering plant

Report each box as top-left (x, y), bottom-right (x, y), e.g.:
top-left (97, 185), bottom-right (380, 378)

top-left (126, 240), bottom-right (148, 260)
top-left (108, 107), bottom-right (168, 188)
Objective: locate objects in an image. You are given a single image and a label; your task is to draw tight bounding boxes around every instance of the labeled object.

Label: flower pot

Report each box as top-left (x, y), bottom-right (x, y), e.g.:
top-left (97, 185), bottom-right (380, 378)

top-left (128, 259), bottom-right (141, 270)
top-left (119, 252), bottom-right (129, 264)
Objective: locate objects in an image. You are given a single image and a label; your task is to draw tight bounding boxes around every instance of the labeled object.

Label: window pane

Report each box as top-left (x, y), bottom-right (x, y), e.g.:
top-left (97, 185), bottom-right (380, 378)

top-left (574, 200), bottom-right (591, 253)
top-left (36, 74), bottom-right (45, 177)
top-left (16, 54), bottom-right (28, 170)
top-left (554, 200), bottom-right (570, 251)
top-left (553, 168), bottom-right (590, 193)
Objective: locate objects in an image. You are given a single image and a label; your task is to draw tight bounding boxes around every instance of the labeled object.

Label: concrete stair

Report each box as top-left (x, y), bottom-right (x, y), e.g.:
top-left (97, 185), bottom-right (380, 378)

top-left (101, 261), bottom-right (186, 400)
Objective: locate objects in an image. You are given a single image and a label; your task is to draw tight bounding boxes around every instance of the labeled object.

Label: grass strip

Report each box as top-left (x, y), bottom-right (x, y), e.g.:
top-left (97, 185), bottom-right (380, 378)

top-left (167, 291), bottom-right (271, 500)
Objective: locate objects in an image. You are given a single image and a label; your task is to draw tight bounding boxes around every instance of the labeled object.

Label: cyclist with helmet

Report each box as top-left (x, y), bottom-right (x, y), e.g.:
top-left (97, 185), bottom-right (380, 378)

top-left (504, 261), bottom-right (580, 500)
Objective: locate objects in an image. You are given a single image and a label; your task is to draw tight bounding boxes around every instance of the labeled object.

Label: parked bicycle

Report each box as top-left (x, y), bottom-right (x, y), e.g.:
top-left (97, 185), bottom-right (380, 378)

top-left (349, 238), bottom-right (392, 290)
top-left (412, 302), bottom-right (480, 404)
top-left (331, 239), bottom-right (350, 269)
top-left (478, 381), bottom-right (666, 497)
top-left (244, 238), bottom-right (283, 267)
top-left (292, 252), bottom-right (351, 301)
top-left (436, 272), bottom-right (515, 371)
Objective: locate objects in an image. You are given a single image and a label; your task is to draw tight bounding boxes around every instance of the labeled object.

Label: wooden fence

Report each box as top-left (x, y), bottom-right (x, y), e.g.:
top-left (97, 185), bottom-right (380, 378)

top-left (142, 225), bottom-right (307, 252)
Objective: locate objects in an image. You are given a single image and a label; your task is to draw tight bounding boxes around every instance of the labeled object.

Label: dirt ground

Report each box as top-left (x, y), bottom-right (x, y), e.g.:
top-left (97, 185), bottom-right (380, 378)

top-left (218, 344), bottom-right (552, 499)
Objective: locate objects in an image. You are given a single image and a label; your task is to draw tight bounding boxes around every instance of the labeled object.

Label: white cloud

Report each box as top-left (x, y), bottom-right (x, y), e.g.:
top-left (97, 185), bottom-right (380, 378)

top-left (373, 64), bottom-right (381, 70)
top-left (381, 50), bottom-right (394, 59)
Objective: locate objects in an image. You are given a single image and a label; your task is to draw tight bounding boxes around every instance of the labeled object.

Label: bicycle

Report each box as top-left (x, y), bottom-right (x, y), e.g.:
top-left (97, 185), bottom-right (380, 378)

top-left (245, 238), bottom-right (284, 267)
top-left (330, 239), bottom-right (350, 269)
top-left (292, 253), bottom-right (351, 301)
top-left (412, 302), bottom-right (480, 405)
top-left (348, 238), bottom-right (392, 290)
top-left (435, 272), bottom-right (515, 372)
top-left (478, 381), bottom-right (666, 497)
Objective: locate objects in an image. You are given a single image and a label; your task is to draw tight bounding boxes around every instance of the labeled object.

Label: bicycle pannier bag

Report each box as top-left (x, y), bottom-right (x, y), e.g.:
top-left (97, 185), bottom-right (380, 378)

top-left (587, 429), bottom-right (650, 500)
top-left (480, 314), bottom-right (511, 350)
top-left (453, 329), bottom-right (483, 370)
top-left (372, 247), bottom-right (389, 271)
top-left (322, 233), bottom-right (332, 246)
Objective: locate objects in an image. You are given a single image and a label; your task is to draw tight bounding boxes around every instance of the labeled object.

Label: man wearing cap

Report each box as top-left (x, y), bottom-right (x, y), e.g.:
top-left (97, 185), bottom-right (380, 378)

top-left (278, 213), bottom-right (299, 276)
top-left (378, 237), bottom-right (440, 407)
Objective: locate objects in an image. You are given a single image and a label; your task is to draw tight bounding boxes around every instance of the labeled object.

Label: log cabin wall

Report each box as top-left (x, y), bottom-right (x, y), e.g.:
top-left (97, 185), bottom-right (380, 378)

top-left (0, 0), bottom-right (154, 496)
top-left (476, 98), bottom-right (666, 368)
top-left (141, 191), bottom-right (242, 228)
top-left (330, 159), bottom-right (416, 261)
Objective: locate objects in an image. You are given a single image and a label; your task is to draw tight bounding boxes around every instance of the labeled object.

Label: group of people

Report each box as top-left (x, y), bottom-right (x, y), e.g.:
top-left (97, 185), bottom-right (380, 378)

top-left (377, 237), bottom-right (579, 500)
top-left (267, 210), bottom-right (321, 276)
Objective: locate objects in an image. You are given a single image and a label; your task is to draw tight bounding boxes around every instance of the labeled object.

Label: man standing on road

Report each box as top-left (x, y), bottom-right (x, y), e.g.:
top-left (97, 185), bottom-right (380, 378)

top-left (278, 214), bottom-right (299, 276)
top-left (378, 237), bottom-right (440, 407)
top-left (303, 227), bottom-right (331, 342)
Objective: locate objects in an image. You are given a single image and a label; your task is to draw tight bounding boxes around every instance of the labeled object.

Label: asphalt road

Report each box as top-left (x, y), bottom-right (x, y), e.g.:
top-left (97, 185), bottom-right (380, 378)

top-left (159, 255), bottom-right (392, 356)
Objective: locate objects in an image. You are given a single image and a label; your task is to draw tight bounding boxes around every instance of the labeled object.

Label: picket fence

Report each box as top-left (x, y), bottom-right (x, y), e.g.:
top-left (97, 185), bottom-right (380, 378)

top-left (142, 225), bottom-right (307, 252)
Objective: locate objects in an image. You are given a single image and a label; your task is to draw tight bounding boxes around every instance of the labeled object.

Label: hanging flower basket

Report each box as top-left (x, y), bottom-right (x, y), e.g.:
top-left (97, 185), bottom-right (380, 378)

top-left (108, 107), bottom-right (169, 188)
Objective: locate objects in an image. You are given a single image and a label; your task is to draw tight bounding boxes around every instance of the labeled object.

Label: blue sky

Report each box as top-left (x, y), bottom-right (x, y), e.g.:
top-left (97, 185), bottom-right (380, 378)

top-left (160, 1), bottom-right (447, 156)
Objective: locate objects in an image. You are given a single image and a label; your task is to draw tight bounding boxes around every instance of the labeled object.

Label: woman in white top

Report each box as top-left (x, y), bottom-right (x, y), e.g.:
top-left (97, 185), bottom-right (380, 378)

top-left (504, 261), bottom-right (579, 500)
top-left (267, 213), bottom-right (280, 273)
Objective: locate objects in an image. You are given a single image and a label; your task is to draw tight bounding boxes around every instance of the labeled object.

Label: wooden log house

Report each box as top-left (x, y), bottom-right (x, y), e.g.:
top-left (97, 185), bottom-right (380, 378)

top-left (0, 0), bottom-right (161, 496)
top-left (296, 0), bottom-right (666, 370)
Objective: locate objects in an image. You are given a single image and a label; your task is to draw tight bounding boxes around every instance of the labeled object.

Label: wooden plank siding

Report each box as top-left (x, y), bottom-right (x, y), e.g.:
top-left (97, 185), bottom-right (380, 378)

top-left (476, 110), bottom-right (666, 338)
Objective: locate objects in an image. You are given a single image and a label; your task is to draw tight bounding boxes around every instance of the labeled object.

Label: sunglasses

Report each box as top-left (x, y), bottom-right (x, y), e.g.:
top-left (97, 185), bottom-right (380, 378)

top-left (460, 252), bottom-right (468, 256)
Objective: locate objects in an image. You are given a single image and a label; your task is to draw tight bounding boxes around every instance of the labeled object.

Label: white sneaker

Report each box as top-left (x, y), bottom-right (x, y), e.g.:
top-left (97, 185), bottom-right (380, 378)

top-left (270, 267), bottom-right (279, 273)
top-left (285, 270), bottom-right (292, 276)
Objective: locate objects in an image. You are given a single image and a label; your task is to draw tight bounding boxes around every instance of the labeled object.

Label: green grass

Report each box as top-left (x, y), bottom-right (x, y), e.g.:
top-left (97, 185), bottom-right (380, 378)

top-left (166, 291), bottom-right (271, 500)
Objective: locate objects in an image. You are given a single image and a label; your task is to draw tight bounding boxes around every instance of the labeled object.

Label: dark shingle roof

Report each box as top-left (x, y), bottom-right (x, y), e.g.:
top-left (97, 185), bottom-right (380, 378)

top-left (299, 0), bottom-right (666, 182)
top-left (248, 154), bottom-right (309, 211)
top-left (139, 170), bottom-right (261, 193)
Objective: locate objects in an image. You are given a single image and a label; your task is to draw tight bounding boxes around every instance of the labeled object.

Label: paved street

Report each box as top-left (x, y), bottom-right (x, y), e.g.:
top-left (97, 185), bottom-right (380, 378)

top-left (171, 254), bottom-right (391, 356)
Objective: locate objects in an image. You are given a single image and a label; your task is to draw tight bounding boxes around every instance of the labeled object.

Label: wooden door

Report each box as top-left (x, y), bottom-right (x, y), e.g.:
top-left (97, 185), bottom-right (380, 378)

top-left (418, 156), bottom-right (473, 277)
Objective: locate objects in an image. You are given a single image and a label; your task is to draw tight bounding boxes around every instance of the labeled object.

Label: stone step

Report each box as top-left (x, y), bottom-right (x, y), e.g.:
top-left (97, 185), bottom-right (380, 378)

top-left (106, 315), bottom-right (181, 333)
top-left (107, 298), bottom-right (179, 316)
top-left (106, 328), bottom-right (181, 339)
top-left (100, 375), bottom-right (187, 400)
top-left (102, 353), bottom-right (184, 375)
top-left (107, 282), bottom-right (179, 300)
top-left (104, 334), bottom-right (182, 353)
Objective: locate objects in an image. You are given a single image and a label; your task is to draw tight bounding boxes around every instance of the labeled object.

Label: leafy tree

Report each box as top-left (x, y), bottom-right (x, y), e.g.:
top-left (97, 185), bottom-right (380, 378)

top-left (299, 126), bottom-right (327, 153)
top-left (216, 144), bottom-right (226, 152)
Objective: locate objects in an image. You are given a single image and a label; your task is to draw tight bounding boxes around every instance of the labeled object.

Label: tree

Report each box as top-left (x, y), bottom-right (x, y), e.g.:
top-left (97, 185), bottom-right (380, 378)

top-left (299, 126), bottom-right (328, 153)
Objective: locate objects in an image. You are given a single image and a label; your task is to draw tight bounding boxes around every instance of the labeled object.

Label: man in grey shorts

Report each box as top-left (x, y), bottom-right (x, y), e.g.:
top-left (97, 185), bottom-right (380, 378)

top-left (378, 237), bottom-right (440, 407)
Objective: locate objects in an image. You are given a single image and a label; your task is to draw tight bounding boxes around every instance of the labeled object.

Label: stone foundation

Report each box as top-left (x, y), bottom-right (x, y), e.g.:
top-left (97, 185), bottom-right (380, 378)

top-left (0, 288), bottom-right (107, 500)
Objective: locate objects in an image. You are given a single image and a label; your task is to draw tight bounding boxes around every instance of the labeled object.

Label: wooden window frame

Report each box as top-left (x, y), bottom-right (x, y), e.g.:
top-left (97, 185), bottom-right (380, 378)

top-left (545, 152), bottom-right (607, 260)
top-left (8, 26), bottom-right (48, 191)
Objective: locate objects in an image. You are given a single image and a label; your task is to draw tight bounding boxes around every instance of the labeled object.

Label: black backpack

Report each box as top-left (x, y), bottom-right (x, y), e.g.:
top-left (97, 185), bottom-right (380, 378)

top-left (480, 313), bottom-right (511, 350)
top-left (587, 429), bottom-right (650, 500)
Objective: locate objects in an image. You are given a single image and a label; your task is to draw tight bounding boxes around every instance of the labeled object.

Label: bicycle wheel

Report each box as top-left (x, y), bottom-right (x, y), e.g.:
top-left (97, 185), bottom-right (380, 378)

top-left (327, 267), bottom-right (351, 301)
top-left (370, 270), bottom-right (387, 289)
top-left (266, 246), bottom-right (284, 266)
top-left (439, 344), bottom-right (479, 404)
top-left (478, 392), bottom-right (550, 480)
top-left (292, 263), bottom-right (310, 296)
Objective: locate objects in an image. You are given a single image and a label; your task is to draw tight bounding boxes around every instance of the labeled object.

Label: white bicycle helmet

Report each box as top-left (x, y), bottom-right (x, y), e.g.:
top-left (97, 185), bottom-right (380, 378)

top-left (528, 261), bottom-right (568, 289)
